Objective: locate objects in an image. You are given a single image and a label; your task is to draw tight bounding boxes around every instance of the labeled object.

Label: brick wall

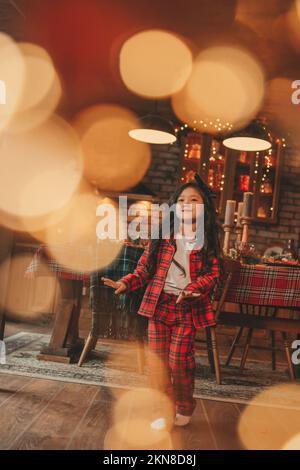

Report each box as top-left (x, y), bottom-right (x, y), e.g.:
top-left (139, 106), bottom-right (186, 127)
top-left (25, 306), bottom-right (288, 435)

top-left (142, 143), bottom-right (181, 202)
top-left (248, 143), bottom-right (300, 254)
top-left (142, 141), bottom-right (300, 255)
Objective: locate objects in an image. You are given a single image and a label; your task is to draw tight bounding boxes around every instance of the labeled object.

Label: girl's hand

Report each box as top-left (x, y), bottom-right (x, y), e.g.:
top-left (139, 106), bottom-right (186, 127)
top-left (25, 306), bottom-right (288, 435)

top-left (101, 277), bottom-right (127, 294)
top-left (176, 289), bottom-right (201, 304)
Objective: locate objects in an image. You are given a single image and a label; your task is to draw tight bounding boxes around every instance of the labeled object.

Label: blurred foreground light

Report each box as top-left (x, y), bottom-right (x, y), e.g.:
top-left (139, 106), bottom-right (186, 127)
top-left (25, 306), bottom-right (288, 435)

top-left (281, 433), bottom-right (300, 450)
top-left (120, 29), bottom-right (193, 99)
top-left (32, 184), bottom-right (123, 273)
top-left (6, 42), bottom-right (62, 133)
top-left (238, 383), bottom-right (300, 450)
top-left (172, 45), bottom-right (265, 133)
top-left (0, 33), bottom-right (25, 132)
top-left (286, 1), bottom-right (300, 54)
top-left (264, 77), bottom-right (300, 144)
top-left (0, 115), bottom-right (83, 222)
top-left (150, 417), bottom-right (167, 431)
top-left (74, 104), bottom-right (151, 191)
top-left (113, 388), bottom-right (174, 433)
top-left (15, 43), bottom-right (56, 111)
top-left (0, 253), bottom-right (60, 322)
top-left (104, 419), bottom-right (173, 450)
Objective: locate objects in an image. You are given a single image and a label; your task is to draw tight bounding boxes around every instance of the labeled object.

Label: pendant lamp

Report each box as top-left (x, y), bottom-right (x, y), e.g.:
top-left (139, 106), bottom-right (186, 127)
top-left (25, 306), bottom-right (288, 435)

top-left (223, 119), bottom-right (272, 151)
top-left (129, 114), bottom-right (177, 144)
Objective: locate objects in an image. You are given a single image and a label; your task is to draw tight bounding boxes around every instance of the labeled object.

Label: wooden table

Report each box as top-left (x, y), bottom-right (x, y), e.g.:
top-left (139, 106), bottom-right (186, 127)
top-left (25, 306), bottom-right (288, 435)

top-left (219, 263), bottom-right (300, 379)
top-left (25, 243), bottom-right (145, 363)
top-left (25, 246), bottom-right (90, 363)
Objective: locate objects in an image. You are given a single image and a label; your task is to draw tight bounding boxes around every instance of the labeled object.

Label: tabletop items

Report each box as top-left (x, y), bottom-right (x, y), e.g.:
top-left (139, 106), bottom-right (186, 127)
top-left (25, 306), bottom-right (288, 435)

top-left (223, 192), bottom-right (254, 256)
top-left (25, 245), bottom-right (90, 282)
top-left (222, 194), bottom-right (299, 266)
top-left (229, 240), bottom-right (300, 267)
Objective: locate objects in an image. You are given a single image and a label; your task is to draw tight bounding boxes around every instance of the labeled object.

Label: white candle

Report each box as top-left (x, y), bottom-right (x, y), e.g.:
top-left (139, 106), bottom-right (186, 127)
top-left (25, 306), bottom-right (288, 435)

top-left (224, 200), bottom-right (236, 226)
top-left (242, 192), bottom-right (253, 218)
top-left (237, 202), bottom-right (244, 226)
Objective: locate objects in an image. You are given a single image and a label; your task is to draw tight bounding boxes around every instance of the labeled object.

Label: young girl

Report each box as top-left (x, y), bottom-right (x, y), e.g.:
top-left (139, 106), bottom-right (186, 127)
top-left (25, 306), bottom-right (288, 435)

top-left (102, 175), bottom-right (222, 427)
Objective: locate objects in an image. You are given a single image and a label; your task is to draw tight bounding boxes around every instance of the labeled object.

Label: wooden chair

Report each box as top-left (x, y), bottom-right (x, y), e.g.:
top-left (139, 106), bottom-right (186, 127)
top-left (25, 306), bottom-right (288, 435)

top-left (224, 305), bottom-right (278, 371)
top-left (214, 258), bottom-right (299, 380)
top-left (78, 244), bottom-right (147, 371)
top-left (78, 329), bottom-right (145, 373)
top-left (78, 286), bottom-right (147, 373)
top-left (223, 305), bottom-right (298, 380)
top-left (0, 310), bottom-right (5, 341)
top-left (197, 258), bottom-right (240, 385)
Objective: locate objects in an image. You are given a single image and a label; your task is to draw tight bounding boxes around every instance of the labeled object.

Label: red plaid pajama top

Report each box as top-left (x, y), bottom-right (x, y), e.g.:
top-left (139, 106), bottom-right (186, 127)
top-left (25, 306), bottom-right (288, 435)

top-left (119, 239), bottom-right (221, 329)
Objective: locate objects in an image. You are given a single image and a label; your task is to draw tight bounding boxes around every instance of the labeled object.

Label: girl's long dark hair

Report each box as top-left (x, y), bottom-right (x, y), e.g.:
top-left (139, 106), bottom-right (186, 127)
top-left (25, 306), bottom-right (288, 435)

top-left (146, 181), bottom-right (224, 278)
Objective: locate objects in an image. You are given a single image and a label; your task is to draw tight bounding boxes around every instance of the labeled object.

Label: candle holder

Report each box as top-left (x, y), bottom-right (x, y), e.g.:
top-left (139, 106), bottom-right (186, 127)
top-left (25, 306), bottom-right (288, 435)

top-left (235, 223), bottom-right (243, 245)
top-left (222, 223), bottom-right (234, 255)
top-left (235, 201), bottom-right (244, 245)
top-left (241, 215), bottom-right (253, 244)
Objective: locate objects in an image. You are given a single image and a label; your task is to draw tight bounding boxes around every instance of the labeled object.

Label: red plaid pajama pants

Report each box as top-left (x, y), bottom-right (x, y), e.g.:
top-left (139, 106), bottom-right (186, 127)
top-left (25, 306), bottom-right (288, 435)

top-left (147, 291), bottom-right (198, 416)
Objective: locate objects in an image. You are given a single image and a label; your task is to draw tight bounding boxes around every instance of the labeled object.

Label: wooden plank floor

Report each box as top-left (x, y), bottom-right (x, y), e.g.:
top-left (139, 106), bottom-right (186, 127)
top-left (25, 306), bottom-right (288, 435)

top-left (1, 319), bottom-right (298, 450)
top-left (0, 372), bottom-right (240, 450)
top-left (1, 371), bottom-right (299, 450)
top-left (3, 318), bottom-right (288, 365)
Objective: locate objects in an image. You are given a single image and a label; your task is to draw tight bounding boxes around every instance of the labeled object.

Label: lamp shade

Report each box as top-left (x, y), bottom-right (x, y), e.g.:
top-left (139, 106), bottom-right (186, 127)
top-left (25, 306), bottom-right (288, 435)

top-left (129, 114), bottom-right (177, 144)
top-left (223, 120), bottom-right (272, 151)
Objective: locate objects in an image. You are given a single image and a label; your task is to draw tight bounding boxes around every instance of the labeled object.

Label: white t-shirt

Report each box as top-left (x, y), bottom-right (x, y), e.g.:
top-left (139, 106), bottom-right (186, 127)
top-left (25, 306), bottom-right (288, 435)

top-left (163, 236), bottom-right (201, 295)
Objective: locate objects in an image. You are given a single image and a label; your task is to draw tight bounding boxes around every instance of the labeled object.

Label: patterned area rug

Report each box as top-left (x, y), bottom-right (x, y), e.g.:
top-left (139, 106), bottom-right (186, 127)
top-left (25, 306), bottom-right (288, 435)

top-left (0, 332), bottom-right (299, 409)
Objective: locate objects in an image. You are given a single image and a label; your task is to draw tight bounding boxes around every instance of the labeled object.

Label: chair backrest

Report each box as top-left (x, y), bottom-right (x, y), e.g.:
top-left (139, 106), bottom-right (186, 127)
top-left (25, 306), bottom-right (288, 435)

top-left (0, 339), bottom-right (6, 364)
top-left (212, 257), bottom-right (241, 321)
top-left (223, 257), bottom-right (241, 276)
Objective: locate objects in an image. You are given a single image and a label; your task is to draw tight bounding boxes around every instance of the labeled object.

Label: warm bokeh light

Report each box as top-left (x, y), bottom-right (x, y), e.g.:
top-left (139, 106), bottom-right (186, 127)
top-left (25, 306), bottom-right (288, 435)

top-left (105, 386), bottom-right (175, 449)
top-left (238, 383), bottom-right (300, 450)
top-left (0, 33), bottom-right (25, 132)
top-left (119, 29), bottom-right (193, 99)
top-left (113, 388), bottom-right (174, 432)
top-left (0, 115), bottom-right (82, 222)
top-left (281, 433), bottom-right (300, 450)
top-left (6, 43), bottom-right (62, 133)
top-left (16, 43), bottom-right (56, 111)
top-left (0, 253), bottom-right (60, 322)
top-left (0, 203), bottom-right (73, 234)
top-left (104, 344), bottom-right (173, 406)
top-left (172, 45), bottom-right (265, 133)
top-left (286, 1), bottom-right (300, 54)
top-left (0, 184), bottom-right (84, 234)
top-left (73, 104), bottom-right (151, 191)
top-left (104, 419), bottom-right (173, 450)
top-left (0, 210), bottom-right (30, 233)
top-left (264, 77), bottom-right (299, 141)
top-left (31, 184), bottom-right (124, 273)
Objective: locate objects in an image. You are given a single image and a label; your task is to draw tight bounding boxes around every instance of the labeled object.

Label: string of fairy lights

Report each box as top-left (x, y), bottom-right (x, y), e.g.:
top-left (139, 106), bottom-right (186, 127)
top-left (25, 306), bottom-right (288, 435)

top-left (177, 120), bottom-right (287, 219)
top-left (174, 118), bottom-right (234, 136)
top-left (208, 140), bottom-right (225, 191)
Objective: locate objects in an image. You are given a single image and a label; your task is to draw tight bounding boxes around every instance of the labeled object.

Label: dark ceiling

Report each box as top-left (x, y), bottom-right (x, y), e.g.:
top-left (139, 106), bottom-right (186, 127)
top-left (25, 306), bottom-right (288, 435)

top-left (0, 0), bottom-right (299, 123)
